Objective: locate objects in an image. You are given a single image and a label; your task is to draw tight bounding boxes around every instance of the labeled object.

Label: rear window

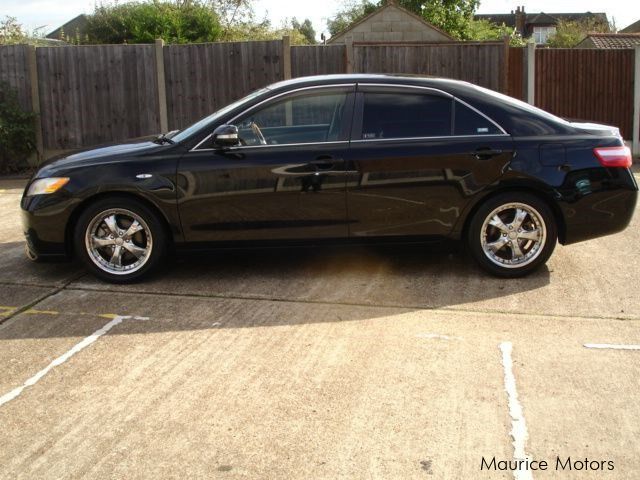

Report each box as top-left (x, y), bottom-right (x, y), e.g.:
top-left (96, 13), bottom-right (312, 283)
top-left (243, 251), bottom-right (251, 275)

top-left (454, 101), bottom-right (502, 136)
top-left (361, 92), bottom-right (452, 139)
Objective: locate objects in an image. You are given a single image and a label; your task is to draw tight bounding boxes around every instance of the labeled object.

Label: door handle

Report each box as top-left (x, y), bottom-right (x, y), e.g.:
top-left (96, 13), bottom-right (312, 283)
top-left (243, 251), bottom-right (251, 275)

top-left (310, 155), bottom-right (342, 171)
top-left (472, 148), bottom-right (503, 160)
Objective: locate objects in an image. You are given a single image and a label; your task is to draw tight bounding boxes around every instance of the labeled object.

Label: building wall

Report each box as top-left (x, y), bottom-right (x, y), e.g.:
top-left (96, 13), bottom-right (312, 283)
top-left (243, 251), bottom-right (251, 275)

top-left (328, 6), bottom-right (451, 44)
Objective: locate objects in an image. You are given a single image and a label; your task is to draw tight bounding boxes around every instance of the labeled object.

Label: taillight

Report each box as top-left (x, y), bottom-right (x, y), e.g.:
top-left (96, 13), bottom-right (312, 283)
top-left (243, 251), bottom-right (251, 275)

top-left (593, 146), bottom-right (632, 168)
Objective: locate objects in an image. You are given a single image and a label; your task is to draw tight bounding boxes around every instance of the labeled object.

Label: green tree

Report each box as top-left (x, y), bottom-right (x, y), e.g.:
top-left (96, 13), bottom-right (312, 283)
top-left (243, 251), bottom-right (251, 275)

top-left (292, 18), bottom-right (317, 44)
top-left (0, 16), bottom-right (26, 44)
top-left (212, 0), bottom-right (258, 40)
top-left (0, 16), bottom-right (49, 46)
top-left (83, 1), bottom-right (223, 44)
top-left (327, 1), bottom-right (378, 36)
top-left (546, 18), bottom-right (611, 48)
top-left (466, 18), bottom-right (525, 45)
top-left (400, 0), bottom-right (478, 40)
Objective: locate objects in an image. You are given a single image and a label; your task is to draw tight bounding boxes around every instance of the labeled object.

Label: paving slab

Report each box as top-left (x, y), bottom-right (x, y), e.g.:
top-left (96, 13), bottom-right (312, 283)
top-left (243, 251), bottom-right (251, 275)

top-left (0, 284), bottom-right (58, 322)
top-left (514, 323), bottom-right (640, 479)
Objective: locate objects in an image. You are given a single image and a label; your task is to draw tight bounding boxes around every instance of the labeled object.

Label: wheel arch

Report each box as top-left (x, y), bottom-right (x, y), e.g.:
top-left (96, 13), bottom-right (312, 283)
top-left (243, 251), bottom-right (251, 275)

top-left (457, 184), bottom-right (567, 246)
top-left (64, 191), bottom-right (176, 257)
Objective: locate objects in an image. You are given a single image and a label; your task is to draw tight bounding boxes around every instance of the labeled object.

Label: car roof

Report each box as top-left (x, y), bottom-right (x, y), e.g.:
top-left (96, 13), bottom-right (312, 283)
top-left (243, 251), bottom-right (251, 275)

top-left (266, 74), bottom-right (474, 93)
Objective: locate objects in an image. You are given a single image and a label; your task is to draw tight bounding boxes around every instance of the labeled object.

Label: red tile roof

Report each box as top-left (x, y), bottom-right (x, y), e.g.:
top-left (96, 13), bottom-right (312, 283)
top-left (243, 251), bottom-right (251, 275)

top-left (578, 33), bottom-right (640, 49)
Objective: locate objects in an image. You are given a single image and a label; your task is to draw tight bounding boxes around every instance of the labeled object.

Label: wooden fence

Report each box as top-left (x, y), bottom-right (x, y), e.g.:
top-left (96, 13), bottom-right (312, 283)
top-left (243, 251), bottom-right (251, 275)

top-left (507, 47), bottom-right (524, 100)
top-left (291, 45), bottom-right (346, 78)
top-left (0, 44), bottom-right (32, 111)
top-left (0, 38), bottom-right (638, 161)
top-left (352, 42), bottom-right (507, 93)
top-left (37, 45), bottom-right (160, 149)
top-left (535, 49), bottom-right (635, 139)
top-left (165, 40), bottom-right (284, 130)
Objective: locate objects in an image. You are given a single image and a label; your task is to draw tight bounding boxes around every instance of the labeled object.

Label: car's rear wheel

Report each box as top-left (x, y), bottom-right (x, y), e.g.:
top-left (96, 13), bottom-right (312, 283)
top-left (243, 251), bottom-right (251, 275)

top-left (74, 197), bottom-right (166, 283)
top-left (467, 193), bottom-right (557, 277)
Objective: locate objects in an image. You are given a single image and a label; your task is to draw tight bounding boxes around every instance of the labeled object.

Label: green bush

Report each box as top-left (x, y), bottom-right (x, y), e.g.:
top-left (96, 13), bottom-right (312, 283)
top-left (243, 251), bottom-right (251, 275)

top-left (83, 1), bottom-right (223, 44)
top-left (0, 83), bottom-right (36, 173)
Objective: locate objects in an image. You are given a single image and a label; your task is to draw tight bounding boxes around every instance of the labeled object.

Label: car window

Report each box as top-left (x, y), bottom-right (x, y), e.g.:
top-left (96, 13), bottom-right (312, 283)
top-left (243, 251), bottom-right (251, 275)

top-left (234, 91), bottom-right (349, 146)
top-left (171, 88), bottom-right (269, 143)
top-left (361, 92), bottom-right (452, 140)
top-left (454, 101), bottom-right (502, 136)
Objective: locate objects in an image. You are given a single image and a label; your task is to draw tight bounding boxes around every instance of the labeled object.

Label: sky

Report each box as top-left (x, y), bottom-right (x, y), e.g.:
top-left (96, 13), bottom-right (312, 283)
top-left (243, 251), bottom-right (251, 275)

top-left (3, 0), bottom-right (640, 39)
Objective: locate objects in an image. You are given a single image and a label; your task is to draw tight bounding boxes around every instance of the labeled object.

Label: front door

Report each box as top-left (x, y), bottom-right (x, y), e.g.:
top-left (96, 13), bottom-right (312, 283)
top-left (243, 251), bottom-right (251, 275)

top-left (177, 86), bottom-right (355, 244)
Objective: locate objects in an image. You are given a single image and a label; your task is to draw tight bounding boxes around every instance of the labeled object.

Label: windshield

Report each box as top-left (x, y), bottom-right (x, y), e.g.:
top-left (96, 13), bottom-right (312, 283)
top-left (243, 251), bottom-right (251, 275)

top-left (170, 88), bottom-right (270, 143)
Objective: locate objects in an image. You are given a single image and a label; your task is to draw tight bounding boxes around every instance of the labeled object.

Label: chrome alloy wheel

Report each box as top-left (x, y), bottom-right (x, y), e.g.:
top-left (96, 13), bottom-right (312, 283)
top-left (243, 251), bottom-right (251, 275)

top-left (84, 208), bottom-right (152, 275)
top-left (480, 202), bottom-right (547, 269)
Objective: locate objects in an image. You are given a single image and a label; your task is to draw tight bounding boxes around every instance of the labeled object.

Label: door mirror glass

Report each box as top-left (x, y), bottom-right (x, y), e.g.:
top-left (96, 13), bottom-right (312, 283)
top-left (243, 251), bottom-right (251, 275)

top-left (212, 124), bottom-right (240, 147)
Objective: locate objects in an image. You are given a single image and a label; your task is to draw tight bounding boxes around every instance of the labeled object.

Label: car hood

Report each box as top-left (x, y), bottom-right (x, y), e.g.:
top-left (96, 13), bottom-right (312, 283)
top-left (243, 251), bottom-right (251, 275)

top-left (36, 135), bottom-right (169, 177)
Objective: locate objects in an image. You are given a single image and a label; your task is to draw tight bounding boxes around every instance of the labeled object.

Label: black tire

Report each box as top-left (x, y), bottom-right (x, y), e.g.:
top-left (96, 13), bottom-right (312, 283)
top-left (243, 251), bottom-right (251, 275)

top-left (73, 196), bottom-right (167, 283)
top-left (467, 192), bottom-right (557, 278)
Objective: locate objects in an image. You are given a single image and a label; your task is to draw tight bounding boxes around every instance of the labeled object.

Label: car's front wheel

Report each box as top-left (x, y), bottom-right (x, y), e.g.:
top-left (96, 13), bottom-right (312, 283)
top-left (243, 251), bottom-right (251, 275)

top-left (74, 197), bottom-right (166, 283)
top-left (467, 193), bottom-right (557, 277)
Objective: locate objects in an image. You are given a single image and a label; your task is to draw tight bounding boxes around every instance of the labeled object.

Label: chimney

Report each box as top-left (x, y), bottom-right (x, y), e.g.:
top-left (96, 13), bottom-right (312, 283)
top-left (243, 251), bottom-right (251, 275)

top-left (515, 5), bottom-right (526, 35)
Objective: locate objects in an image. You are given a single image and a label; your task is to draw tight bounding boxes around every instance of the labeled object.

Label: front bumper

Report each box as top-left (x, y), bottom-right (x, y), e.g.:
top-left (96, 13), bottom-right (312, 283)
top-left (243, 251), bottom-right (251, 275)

top-left (21, 193), bottom-right (80, 259)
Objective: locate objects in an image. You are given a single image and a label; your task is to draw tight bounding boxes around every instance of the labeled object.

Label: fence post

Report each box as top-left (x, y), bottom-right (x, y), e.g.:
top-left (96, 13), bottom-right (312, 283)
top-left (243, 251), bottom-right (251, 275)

top-left (26, 45), bottom-right (44, 165)
top-left (526, 42), bottom-right (536, 105)
top-left (154, 38), bottom-right (169, 133)
top-left (282, 36), bottom-right (292, 80)
top-left (633, 45), bottom-right (640, 157)
top-left (345, 37), bottom-right (354, 73)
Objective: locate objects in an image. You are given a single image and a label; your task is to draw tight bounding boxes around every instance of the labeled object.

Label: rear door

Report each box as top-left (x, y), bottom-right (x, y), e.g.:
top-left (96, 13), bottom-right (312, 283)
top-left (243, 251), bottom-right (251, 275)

top-left (345, 84), bottom-right (514, 239)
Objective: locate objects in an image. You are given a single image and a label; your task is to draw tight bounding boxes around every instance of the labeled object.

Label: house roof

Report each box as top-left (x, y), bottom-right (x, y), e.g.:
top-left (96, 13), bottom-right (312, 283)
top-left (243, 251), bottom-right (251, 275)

top-left (328, 1), bottom-right (455, 44)
top-left (474, 11), bottom-right (608, 28)
top-left (575, 32), bottom-right (640, 49)
top-left (46, 14), bottom-right (88, 40)
top-left (621, 19), bottom-right (640, 33)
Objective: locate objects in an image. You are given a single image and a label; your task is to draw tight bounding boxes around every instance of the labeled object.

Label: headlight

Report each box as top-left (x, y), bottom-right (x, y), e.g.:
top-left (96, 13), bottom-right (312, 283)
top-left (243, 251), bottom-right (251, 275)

top-left (26, 177), bottom-right (70, 196)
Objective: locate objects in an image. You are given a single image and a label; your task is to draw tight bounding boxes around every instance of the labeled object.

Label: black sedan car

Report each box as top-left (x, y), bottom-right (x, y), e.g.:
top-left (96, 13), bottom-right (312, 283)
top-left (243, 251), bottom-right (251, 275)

top-left (21, 74), bottom-right (637, 282)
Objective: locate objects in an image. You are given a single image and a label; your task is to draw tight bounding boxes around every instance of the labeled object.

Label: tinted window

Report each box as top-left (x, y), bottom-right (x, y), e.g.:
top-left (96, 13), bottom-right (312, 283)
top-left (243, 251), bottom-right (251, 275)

top-left (361, 93), bottom-right (452, 139)
top-left (454, 101), bottom-right (501, 135)
top-left (235, 91), bottom-right (348, 146)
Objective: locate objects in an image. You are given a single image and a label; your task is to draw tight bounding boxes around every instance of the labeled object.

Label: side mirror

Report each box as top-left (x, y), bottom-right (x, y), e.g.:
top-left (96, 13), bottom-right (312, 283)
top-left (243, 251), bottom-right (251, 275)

top-left (212, 124), bottom-right (240, 148)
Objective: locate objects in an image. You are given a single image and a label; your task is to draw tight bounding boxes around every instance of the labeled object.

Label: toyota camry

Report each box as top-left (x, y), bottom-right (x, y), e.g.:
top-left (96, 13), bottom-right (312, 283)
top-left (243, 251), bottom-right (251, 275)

top-left (21, 74), bottom-right (638, 282)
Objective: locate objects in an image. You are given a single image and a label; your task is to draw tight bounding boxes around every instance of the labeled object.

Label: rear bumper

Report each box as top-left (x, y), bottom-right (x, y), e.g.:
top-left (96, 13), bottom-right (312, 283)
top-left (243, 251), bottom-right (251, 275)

top-left (560, 168), bottom-right (638, 245)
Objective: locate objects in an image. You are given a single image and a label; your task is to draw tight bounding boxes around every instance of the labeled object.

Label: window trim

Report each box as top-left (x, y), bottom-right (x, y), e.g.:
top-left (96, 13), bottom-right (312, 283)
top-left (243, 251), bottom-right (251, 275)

top-left (190, 84), bottom-right (356, 152)
top-left (350, 133), bottom-right (509, 145)
top-left (190, 82), bottom-right (509, 152)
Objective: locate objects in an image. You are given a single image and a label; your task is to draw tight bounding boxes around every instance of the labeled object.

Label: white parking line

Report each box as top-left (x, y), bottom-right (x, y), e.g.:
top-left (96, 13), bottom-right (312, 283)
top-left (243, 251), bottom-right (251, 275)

top-left (0, 315), bottom-right (131, 407)
top-left (500, 341), bottom-right (534, 480)
top-left (584, 343), bottom-right (640, 350)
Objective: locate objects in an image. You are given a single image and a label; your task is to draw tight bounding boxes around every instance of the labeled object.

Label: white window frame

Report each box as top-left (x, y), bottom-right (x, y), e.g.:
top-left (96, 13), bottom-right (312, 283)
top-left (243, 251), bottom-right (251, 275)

top-left (533, 26), bottom-right (557, 44)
